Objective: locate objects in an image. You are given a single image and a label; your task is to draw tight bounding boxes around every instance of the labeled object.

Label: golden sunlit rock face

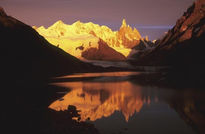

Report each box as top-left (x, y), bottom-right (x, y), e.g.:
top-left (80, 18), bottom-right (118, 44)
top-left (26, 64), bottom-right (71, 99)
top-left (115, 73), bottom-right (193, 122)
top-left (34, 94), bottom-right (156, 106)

top-left (49, 80), bottom-right (151, 122)
top-left (33, 19), bottom-right (142, 59)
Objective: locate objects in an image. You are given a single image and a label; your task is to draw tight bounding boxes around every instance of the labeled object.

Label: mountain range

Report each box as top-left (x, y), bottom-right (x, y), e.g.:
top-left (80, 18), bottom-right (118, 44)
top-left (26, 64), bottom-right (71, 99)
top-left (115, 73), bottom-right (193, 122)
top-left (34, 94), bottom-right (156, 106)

top-left (34, 19), bottom-right (149, 61)
top-left (33, 0), bottom-right (205, 68)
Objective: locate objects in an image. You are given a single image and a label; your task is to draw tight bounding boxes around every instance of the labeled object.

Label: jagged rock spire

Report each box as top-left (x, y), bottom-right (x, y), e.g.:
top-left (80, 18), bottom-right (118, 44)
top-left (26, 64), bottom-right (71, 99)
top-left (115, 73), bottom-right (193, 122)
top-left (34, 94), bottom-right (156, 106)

top-left (121, 18), bottom-right (127, 27)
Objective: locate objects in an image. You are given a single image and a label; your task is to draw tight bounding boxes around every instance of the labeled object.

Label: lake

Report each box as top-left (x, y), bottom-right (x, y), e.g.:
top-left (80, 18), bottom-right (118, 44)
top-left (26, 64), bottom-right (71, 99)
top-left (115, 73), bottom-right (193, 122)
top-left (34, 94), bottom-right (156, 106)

top-left (49, 72), bottom-right (205, 134)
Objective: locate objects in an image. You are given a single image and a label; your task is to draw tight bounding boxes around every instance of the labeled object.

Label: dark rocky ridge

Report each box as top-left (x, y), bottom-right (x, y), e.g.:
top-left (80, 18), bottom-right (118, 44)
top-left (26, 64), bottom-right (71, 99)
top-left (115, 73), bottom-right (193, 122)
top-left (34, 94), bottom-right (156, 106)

top-left (82, 39), bottom-right (126, 61)
top-left (135, 0), bottom-right (205, 66)
top-left (127, 39), bottom-right (154, 60)
top-left (130, 0), bottom-right (205, 88)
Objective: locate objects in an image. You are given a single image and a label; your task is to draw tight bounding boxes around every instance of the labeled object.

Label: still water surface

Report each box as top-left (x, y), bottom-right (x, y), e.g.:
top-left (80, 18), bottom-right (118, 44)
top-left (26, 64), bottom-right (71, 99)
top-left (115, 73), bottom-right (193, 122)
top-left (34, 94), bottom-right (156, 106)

top-left (49, 72), bottom-right (204, 134)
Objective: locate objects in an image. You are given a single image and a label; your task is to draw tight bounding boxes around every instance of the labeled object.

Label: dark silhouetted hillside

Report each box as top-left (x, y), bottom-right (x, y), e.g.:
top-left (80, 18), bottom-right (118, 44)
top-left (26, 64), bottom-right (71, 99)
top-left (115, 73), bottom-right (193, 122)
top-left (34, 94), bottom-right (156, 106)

top-left (0, 8), bottom-right (102, 82)
top-left (131, 0), bottom-right (205, 87)
top-left (0, 7), bottom-right (102, 134)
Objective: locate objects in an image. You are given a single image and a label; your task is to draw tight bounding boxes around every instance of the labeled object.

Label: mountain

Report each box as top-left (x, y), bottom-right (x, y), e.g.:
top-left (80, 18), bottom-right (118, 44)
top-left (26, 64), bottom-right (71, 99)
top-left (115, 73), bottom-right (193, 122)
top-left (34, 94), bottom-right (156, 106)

top-left (34, 19), bottom-right (143, 60)
top-left (135, 0), bottom-right (205, 66)
top-left (0, 7), bottom-right (102, 81)
top-left (127, 38), bottom-right (154, 60)
top-left (117, 19), bottom-right (142, 48)
top-left (132, 0), bottom-right (205, 87)
top-left (81, 39), bottom-right (126, 61)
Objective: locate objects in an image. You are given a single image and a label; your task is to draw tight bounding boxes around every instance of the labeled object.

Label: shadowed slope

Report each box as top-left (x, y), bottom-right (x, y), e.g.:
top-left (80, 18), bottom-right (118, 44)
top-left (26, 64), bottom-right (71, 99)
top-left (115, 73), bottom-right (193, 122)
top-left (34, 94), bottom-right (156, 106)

top-left (0, 8), bottom-right (102, 82)
top-left (131, 0), bottom-right (205, 87)
top-left (82, 39), bottom-right (126, 61)
top-left (135, 0), bottom-right (205, 66)
top-left (0, 8), bottom-right (100, 134)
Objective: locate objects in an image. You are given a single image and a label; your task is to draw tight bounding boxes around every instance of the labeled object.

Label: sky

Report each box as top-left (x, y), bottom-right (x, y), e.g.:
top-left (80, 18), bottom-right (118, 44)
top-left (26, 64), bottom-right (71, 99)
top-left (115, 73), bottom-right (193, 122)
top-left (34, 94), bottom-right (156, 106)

top-left (0, 0), bottom-right (194, 40)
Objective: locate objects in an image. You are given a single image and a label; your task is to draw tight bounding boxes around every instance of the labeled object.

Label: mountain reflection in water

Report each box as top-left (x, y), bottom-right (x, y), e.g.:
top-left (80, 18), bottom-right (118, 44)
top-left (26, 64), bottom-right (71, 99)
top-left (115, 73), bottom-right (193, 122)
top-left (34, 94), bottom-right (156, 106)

top-left (49, 72), bottom-right (205, 134)
top-left (49, 81), bottom-right (152, 121)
